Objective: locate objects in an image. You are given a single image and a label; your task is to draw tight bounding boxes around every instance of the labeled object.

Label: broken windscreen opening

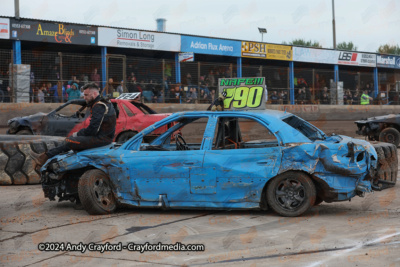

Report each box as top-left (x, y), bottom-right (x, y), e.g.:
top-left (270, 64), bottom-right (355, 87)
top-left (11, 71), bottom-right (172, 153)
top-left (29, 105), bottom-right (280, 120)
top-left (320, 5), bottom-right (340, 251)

top-left (282, 115), bottom-right (325, 141)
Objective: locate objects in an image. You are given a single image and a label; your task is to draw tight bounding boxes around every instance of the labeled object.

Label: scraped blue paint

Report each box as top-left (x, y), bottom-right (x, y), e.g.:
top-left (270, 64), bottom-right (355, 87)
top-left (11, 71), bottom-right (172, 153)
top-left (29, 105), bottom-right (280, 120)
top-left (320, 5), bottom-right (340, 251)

top-left (42, 110), bottom-right (378, 209)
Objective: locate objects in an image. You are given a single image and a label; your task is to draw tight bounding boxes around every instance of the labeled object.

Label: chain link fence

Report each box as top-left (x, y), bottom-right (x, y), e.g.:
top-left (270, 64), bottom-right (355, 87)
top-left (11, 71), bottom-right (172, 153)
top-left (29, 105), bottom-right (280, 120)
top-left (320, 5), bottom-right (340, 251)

top-left (0, 49), bottom-right (12, 102)
top-left (2, 47), bottom-right (400, 105)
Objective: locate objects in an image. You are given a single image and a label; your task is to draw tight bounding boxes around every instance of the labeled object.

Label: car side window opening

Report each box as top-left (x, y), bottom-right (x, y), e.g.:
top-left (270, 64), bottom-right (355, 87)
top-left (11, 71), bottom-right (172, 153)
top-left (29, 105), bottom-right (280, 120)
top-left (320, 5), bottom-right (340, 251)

top-left (129, 101), bottom-right (156, 114)
top-left (213, 117), bottom-right (278, 150)
top-left (282, 115), bottom-right (325, 141)
top-left (140, 117), bottom-right (209, 151)
top-left (55, 104), bottom-right (87, 118)
top-left (122, 103), bottom-right (135, 117)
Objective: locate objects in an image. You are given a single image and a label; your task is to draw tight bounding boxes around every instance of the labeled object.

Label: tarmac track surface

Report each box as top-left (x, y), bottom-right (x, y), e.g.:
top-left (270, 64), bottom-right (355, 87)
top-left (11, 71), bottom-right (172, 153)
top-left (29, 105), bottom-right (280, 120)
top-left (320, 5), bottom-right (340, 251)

top-left (1, 123), bottom-right (400, 266)
top-left (1, 160), bottom-right (400, 266)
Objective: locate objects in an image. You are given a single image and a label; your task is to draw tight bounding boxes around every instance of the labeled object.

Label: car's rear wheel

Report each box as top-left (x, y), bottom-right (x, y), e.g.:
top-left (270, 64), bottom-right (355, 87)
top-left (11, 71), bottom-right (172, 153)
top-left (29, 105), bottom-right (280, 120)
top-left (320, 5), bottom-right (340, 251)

top-left (266, 171), bottom-right (316, 217)
top-left (78, 169), bottom-right (117, 215)
top-left (116, 131), bottom-right (137, 144)
top-left (379, 127), bottom-right (400, 147)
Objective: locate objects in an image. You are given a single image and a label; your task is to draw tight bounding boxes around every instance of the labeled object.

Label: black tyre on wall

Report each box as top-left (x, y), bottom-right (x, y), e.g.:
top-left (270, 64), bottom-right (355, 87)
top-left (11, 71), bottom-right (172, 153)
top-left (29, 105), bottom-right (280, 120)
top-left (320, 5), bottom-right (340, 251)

top-left (372, 142), bottom-right (398, 189)
top-left (379, 127), bottom-right (400, 147)
top-left (266, 171), bottom-right (316, 217)
top-left (78, 169), bottom-right (117, 215)
top-left (0, 135), bottom-right (65, 185)
top-left (16, 129), bottom-right (33, 135)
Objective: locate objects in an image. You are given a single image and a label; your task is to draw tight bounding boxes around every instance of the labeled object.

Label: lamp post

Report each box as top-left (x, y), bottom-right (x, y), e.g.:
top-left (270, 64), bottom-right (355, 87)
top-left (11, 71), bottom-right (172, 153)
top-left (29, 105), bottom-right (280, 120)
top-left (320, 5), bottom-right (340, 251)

top-left (332, 0), bottom-right (336, 49)
top-left (258, 27), bottom-right (267, 42)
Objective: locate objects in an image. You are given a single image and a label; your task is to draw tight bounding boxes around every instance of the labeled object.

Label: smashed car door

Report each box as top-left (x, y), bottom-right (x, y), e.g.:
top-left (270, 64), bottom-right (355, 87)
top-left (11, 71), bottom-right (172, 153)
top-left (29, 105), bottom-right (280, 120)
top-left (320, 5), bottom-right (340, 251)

top-left (202, 116), bottom-right (282, 205)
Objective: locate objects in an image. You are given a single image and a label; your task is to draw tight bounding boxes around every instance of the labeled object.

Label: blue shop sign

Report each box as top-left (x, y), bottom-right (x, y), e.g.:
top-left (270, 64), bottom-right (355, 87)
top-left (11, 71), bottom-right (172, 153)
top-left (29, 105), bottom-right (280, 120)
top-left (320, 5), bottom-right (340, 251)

top-left (377, 55), bottom-right (400, 69)
top-left (181, 36), bottom-right (241, 57)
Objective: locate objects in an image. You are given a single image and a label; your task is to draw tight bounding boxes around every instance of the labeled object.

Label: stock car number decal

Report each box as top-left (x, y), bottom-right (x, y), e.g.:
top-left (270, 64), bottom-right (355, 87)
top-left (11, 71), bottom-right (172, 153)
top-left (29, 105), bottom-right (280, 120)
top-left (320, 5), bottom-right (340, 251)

top-left (223, 86), bottom-right (264, 109)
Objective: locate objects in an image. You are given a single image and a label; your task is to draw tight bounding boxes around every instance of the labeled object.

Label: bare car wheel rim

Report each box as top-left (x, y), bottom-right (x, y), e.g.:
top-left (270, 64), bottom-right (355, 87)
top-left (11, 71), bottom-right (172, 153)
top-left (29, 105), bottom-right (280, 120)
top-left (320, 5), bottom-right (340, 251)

top-left (92, 177), bottom-right (113, 208)
top-left (275, 178), bottom-right (305, 210)
top-left (384, 133), bottom-right (395, 143)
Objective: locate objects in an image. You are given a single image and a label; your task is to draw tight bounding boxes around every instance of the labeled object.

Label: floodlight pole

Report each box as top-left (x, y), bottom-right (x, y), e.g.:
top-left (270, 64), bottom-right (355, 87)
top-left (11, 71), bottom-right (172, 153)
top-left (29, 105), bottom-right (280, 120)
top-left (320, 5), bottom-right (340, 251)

top-left (332, 0), bottom-right (336, 49)
top-left (14, 0), bottom-right (20, 19)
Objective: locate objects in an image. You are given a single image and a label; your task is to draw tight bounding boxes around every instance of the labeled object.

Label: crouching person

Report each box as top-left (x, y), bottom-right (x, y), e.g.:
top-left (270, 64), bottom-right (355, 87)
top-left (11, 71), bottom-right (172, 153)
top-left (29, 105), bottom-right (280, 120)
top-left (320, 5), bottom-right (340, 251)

top-left (30, 82), bottom-right (117, 166)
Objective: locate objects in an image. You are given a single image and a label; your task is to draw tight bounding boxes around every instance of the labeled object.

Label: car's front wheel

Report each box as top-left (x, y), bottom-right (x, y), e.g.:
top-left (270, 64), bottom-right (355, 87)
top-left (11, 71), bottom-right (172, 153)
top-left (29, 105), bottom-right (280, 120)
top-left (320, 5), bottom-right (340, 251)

top-left (379, 127), bottom-right (400, 147)
top-left (266, 171), bottom-right (316, 217)
top-left (78, 169), bottom-right (117, 215)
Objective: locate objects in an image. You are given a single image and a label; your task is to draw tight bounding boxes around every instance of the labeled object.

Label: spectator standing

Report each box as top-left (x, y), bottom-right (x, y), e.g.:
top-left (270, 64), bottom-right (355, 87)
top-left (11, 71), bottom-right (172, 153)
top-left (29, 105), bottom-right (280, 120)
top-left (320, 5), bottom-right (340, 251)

top-left (49, 83), bottom-right (60, 103)
top-left (38, 87), bottom-right (45, 103)
top-left (173, 85), bottom-right (182, 103)
top-left (199, 89), bottom-right (211, 104)
top-left (115, 80), bottom-right (124, 97)
top-left (66, 83), bottom-right (81, 101)
top-left (352, 89), bottom-right (360, 105)
top-left (103, 78), bottom-right (114, 95)
top-left (208, 70), bottom-right (216, 88)
top-left (91, 68), bottom-right (101, 86)
top-left (210, 89), bottom-right (216, 104)
top-left (186, 73), bottom-right (192, 86)
top-left (152, 83), bottom-right (162, 103)
top-left (343, 89), bottom-right (352, 105)
top-left (281, 91), bottom-right (288, 104)
top-left (168, 86), bottom-right (176, 103)
top-left (270, 91), bottom-right (281, 104)
top-left (296, 88), bottom-right (306, 104)
top-left (186, 87), bottom-right (198, 104)
top-left (50, 66), bottom-right (60, 82)
top-left (360, 90), bottom-right (373, 105)
top-left (321, 93), bottom-right (330, 104)
top-left (319, 87), bottom-right (330, 103)
top-left (163, 76), bottom-right (170, 96)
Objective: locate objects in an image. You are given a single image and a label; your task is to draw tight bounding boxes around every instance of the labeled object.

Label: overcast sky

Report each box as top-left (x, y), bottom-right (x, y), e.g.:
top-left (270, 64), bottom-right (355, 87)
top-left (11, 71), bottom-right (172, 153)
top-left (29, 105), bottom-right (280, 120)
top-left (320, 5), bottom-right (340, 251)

top-left (1, 0), bottom-right (399, 53)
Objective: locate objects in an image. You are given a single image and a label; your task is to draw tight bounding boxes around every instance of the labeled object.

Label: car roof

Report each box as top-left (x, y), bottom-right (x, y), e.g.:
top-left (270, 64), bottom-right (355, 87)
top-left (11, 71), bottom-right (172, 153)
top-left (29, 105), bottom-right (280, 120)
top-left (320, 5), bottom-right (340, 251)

top-left (172, 109), bottom-right (291, 120)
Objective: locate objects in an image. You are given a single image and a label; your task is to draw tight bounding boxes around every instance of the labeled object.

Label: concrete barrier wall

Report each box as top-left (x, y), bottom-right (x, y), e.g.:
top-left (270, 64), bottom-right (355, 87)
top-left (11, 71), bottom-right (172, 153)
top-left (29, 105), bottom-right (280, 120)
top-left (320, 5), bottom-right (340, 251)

top-left (1, 103), bottom-right (398, 138)
top-left (1, 103), bottom-right (399, 126)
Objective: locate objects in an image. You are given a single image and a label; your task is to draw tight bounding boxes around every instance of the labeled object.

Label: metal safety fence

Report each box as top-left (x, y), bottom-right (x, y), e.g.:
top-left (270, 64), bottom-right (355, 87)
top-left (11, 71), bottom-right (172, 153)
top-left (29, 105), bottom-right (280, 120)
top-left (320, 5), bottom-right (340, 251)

top-left (1, 48), bottom-right (400, 105)
top-left (0, 49), bottom-right (12, 102)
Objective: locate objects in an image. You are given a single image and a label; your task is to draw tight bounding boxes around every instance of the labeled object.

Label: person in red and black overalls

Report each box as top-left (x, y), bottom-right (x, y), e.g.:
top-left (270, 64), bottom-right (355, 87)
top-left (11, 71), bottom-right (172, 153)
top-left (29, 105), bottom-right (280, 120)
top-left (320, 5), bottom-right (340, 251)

top-left (30, 83), bottom-right (117, 166)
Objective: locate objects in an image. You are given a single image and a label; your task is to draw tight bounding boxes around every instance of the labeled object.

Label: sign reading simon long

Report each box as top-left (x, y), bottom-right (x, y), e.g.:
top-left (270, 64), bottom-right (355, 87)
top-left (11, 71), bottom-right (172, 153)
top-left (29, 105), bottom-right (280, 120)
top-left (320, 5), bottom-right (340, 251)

top-left (98, 27), bottom-right (180, 52)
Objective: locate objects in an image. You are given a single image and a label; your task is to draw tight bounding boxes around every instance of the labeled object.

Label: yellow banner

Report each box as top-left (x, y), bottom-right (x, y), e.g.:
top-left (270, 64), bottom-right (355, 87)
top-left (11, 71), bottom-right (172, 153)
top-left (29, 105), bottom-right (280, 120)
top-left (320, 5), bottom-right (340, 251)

top-left (266, 44), bottom-right (292, 61)
top-left (241, 42), bottom-right (292, 61)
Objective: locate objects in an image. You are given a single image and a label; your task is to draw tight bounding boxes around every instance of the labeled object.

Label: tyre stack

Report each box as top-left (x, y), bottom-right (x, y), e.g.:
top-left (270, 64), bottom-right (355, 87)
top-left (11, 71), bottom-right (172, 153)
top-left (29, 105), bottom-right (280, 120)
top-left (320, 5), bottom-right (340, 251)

top-left (372, 142), bottom-right (398, 190)
top-left (0, 135), bottom-right (65, 185)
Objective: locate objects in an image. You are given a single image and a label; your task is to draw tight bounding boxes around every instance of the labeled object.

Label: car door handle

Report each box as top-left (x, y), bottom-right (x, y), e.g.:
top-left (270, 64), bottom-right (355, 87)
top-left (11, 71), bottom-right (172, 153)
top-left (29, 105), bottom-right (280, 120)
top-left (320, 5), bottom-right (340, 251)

top-left (184, 161), bottom-right (195, 165)
top-left (257, 160), bottom-right (272, 165)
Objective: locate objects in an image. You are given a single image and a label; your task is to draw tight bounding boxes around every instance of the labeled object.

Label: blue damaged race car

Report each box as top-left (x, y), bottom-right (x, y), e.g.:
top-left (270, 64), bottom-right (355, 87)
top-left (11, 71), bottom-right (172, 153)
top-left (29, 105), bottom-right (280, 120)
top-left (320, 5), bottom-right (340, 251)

top-left (40, 110), bottom-right (397, 217)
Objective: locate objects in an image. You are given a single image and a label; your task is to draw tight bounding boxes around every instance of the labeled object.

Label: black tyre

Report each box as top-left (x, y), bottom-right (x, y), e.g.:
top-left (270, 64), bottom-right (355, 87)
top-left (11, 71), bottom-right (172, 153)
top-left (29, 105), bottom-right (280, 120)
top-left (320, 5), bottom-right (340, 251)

top-left (0, 135), bottom-right (64, 185)
top-left (379, 127), bottom-right (400, 147)
top-left (116, 131), bottom-right (137, 144)
top-left (78, 169), bottom-right (117, 215)
top-left (372, 142), bottom-right (397, 188)
top-left (314, 196), bottom-right (323, 206)
top-left (16, 129), bottom-right (33, 135)
top-left (266, 171), bottom-right (316, 217)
